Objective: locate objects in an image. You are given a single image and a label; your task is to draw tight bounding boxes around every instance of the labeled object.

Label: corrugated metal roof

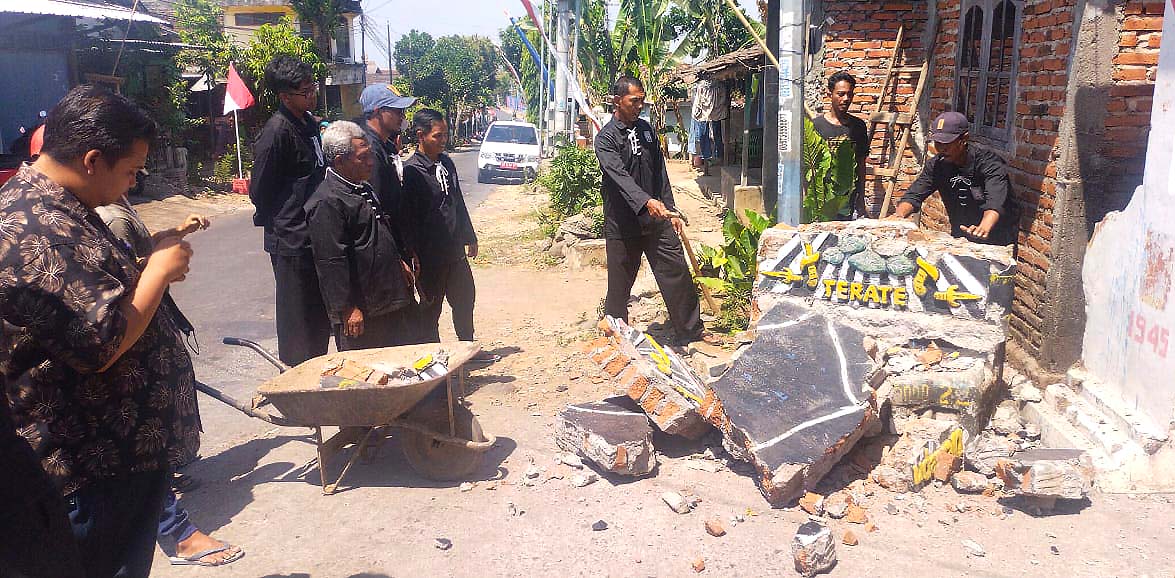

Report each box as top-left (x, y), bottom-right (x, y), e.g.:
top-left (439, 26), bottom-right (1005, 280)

top-left (3, 0), bottom-right (168, 24)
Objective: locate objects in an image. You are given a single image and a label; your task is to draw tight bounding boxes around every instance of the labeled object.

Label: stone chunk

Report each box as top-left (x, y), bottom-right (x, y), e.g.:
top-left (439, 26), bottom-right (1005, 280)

top-left (703, 302), bottom-right (874, 506)
top-left (988, 400), bottom-right (1024, 435)
top-left (966, 432), bottom-right (1019, 476)
top-left (567, 239), bottom-right (607, 270)
top-left (994, 448), bottom-right (1093, 500)
top-left (841, 530), bottom-right (859, 546)
top-left (662, 491), bottom-right (692, 514)
top-left (600, 317), bottom-right (713, 439)
top-left (704, 519), bottom-right (726, 537)
top-left (824, 492), bottom-right (851, 519)
top-left (555, 397), bottom-right (656, 476)
top-left (792, 522), bottom-right (837, 577)
top-left (951, 471), bottom-right (989, 494)
top-left (799, 492), bottom-right (825, 516)
top-left (879, 418), bottom-right (963, 490)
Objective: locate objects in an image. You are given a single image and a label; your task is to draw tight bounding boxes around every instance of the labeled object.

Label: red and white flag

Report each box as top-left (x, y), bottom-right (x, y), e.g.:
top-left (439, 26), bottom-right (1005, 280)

top-left (520, 0), bottom-right (543, 37)
top-left (223, 63), bottom-right (255, 115)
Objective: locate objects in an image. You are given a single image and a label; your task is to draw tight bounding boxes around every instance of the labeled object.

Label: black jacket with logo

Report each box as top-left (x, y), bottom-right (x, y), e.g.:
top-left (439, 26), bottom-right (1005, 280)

top-left (594, 117), bottom-right (677, 239)
top-left (900, 146), bottom-right (1019, 245)
top-left (356, 121), bottom-right (415, 259)
top-left (249, 106), bottom-right (326, 255)
top-left (304, 169), bottom-right (415, 323)
top-left (402, 151), bottom-right (477, 266)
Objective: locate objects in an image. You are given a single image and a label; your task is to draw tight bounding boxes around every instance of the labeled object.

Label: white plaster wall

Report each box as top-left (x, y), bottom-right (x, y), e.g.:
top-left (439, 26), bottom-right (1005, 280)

top-left (1080, 0), bottom-right (1175, 431)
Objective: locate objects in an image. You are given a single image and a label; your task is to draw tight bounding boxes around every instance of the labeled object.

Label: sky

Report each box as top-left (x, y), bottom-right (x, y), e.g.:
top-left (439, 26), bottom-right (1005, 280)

top-left (359, 0), bottom-right (764, 69)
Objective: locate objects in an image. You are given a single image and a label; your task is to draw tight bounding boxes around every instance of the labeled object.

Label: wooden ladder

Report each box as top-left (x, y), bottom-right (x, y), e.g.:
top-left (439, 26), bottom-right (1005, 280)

top-left (867, 22), bottom-right (933, 218)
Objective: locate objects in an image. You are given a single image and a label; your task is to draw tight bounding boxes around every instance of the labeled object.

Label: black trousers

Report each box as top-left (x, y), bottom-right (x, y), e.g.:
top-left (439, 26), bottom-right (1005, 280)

top-left (418, 258), bottom-right (476, 342)
top-left (0, 436), bottom-right (84, 578)
top-left (65, 469), bottom-right (170, 578)
top-left (270, 252), bottom-right (331, 366)
top-left (605, 224), bottom-right (704, 344)
top-left (333, 306), bottom-right (417, 351)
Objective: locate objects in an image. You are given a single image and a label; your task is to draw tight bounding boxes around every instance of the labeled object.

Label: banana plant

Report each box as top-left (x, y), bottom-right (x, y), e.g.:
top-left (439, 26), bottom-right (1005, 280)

top-left (802, 115), bottom-right (858, 223)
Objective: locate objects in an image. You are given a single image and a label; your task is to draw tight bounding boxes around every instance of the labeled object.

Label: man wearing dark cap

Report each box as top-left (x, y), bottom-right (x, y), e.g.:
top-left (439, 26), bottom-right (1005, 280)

top-left (890, 111), bottom-right (1019, 245)
top-left (356, 84), bottom-right (421, 341)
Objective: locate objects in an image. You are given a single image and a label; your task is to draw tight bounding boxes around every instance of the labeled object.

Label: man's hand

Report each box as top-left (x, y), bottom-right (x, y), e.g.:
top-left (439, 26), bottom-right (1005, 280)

top-left (344, 307), bottom-right (364, 337)
top-left (177, 214), bottom-right (211, 237)
top-left (885, 202), bottom-right (917, 220)
top-left (645, 198), bottom-right (671, 220)
top-left (670, 216), bottom-right (685, 238)
top-left (146, 235), bottom-right (192, 283)
top-left (467, 243), bottom-right (479, 259)
top-left (961, 210), bottom-right (1000, 241)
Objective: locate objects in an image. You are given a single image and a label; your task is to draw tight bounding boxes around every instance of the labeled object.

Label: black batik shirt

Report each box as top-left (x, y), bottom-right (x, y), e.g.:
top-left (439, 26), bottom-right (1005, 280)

top-left (358, 123), bottom-right (415, 259)
top-left (900, 146), bottom-right (1019, 246)
top-left (0, 166), bottom-right (199, 495)
top-left (249, 106), bottom-right (326, 255)
top-left (402, 151), bottom-right (477, 266)
top-left (595, 117), bottom-right (677, 239)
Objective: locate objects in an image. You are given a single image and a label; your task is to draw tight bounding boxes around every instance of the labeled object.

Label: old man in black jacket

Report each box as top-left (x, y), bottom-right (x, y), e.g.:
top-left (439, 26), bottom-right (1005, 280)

top-left (305, 121), bottom-right (417, 351)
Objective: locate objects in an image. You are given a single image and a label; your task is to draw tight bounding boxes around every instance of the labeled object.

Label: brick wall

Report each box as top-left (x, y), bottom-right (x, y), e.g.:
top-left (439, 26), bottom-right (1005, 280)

top-left (816, 0), bottom-right (1161, 364)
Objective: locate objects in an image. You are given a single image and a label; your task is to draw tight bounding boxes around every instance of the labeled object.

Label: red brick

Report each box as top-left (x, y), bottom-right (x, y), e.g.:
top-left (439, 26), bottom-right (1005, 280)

top-left (1121, 32), bottom-right (1139, 47)
top-left (1114, 52), bottom-right (1159, 65)
top-left (1124, 16), bottom-right (1164, 31)
top-left (1113, 67), bottom-right (1150, 81)
top-left (590, 345), bottom-right (616, 364)
top-left (603, 353), bottom-right (631, 377)
top-left (1149, 32), bottom-right (1162, 48)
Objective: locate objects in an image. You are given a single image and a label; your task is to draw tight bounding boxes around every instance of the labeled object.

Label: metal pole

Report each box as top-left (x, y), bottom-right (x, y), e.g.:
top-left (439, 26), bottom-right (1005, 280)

top-left (776, 0), bottom-right (805, 226)
top-left (539, 9), bottom-right (547, 150)
top-left (387, 22), bottom-right (393, 78)
top-left (234, 109), bottom-right (243, 179)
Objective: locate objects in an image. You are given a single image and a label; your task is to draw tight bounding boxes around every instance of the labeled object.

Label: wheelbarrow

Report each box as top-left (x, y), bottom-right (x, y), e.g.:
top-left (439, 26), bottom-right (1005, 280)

top-left (195, 337), bottom-right (496, 494)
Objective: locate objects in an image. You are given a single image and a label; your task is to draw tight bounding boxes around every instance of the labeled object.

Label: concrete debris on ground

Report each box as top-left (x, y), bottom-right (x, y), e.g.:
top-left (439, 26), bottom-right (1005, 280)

top-left (588, 318), bottom-right (713, 439)
top-left (570, 473), bottom-right (598, 487)
top-left (951, 471), bottom-right (991, 493)
top-left (966, 432), bottom-right (1020, 476)
top-left (792, 521), bottom-right (837, 577)
top-left (591, 520), bottom-right (608, 531)
top-left (799, 492), bottom-right (825, 516)
top-left (995, 448), bottom-right (1094, 501)
top-left (823, 492), bottom-right (851, 519)
top-left (662, 491), bottom-right (692, 514)
top-left (554, 396), bottom-right (657, 476)
top-left (434, 538), bottom-right (452, 551)
top-left (876, 418), bottom-right (964, 492)
top-left (702, 301), bottom-right (875, 506)
top-left (691, 557), bottom-right (706, 573)
top-left (704, 519), bottom-right (726, 537)
top-left (961, 538), bottom-right (986, 557)
top-left (842, 530), bottom-right (859, 546)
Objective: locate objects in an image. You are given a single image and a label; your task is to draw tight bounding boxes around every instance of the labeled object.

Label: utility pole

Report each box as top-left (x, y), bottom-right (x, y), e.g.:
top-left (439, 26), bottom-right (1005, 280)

top-left (762, 0), bottom-right (780, 217)
top-left (387, 22), bottom-right (393, 80)
top-left (360, 13), bottom-right (366, 85)
top-left (776, 0), bottom-right (805, 226)
top-left (554, 0), bottom-right (571, 143)
top-left (539, 9), bottom-right (547, 150)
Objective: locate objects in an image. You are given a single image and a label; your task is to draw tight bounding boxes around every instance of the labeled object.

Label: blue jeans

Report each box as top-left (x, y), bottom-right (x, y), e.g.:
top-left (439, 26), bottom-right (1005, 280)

top-left (157, 490), bottom-right (198, 546)
top-left (66, 469), bottom-right (170, 578)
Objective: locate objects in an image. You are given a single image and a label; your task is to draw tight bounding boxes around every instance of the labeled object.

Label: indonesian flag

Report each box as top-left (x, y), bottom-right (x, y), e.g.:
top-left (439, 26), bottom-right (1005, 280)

top-left (223, 63), bottom-right (255, 115)
top-left (520, 0), bottom-right (543, 37)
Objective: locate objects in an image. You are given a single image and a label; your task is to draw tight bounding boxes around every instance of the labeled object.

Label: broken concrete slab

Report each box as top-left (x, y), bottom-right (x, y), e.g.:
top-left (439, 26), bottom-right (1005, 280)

top-left (591, 317), bottom-right (713, 439)
top-left (994, 448), bottom-right (1094, 500)
top-left (878, 418), bottom-right (964, 491)
top-left (966, 432), bottom-right (1020, 476)
top-left (554, 397), bottom-right (656, 476)
top-left (792, 521), bottom-right (837, 577)
top-left (567, 239), bottom-right (607, 270)
top-left (951, 471), bottom-right (990, 493)
top-left (701, 301), bottom-right (874, 506)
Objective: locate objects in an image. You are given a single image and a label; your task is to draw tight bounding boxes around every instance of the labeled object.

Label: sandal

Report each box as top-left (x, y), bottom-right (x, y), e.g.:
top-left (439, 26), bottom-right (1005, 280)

top-left (172, 472), bottom-right (200, 493)
top-left (168, 544), bottom-right (245, 567)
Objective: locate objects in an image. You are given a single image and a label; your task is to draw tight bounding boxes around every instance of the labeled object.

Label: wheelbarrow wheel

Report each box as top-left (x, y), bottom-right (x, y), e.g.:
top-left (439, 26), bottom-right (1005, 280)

top-left (400, 397), bottom-right (487, 481)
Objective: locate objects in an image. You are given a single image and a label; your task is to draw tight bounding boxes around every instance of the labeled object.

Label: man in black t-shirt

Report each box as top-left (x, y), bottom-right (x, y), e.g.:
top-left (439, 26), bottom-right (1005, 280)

top-left (811, 71), bottom-right (869, 219)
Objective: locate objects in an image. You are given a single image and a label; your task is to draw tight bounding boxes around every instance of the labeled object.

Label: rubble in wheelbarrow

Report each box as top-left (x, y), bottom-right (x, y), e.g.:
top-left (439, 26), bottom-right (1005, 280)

top-left (318, 350), bottom-right (451, 388)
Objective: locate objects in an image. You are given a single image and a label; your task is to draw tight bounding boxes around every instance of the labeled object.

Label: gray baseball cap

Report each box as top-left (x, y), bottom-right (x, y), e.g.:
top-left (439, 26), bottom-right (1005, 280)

top-left (359, 84), bottom-right (417, 113)
top-left (929, 111), bottom-right (969, 143)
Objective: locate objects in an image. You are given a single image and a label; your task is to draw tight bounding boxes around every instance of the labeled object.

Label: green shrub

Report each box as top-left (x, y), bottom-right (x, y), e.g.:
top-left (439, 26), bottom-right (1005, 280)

top-left (584, 205), bottom-right (605, 238)
top-left (697, 209), bottom-right (776, 332)
top-left (212, 142), bottom-right (253, 185)
top-left (802, 116), bottom-right (857, 223)
top-left (538, 145), bottom-right (602, 218)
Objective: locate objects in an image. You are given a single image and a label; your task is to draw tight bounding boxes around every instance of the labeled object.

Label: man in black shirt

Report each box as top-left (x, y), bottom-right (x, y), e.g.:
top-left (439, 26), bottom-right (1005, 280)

top-left (306, 121), bottom-right (417, 351)
top-left (891, 111), bottom-right (1019, 245)
top-left (249, 55), bottom-right (330, 365)
top-left (811, 71), bottom-right (869, 219)
top-left (596, 76), bottom-right (706, 345)
top-left (402, 109), bottom-right (481, 344)
top-left (357, 84), bottom-right (418, 258)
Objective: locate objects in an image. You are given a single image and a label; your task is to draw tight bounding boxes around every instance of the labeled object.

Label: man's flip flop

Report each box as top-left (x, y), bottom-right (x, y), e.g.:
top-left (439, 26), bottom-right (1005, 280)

top-left (168, 545), bottom-right (245, 567)
top-left (470, 352), bottom-right (501, 364)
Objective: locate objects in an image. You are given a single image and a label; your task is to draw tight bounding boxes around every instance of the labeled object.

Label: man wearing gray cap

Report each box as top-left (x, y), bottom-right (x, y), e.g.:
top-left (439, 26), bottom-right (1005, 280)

top-left (890, 111), bottom-right (1019, 245)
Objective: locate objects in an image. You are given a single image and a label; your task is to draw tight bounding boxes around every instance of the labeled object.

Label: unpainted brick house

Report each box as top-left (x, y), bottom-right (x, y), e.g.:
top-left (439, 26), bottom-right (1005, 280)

top-left (805, 0), bottom-right (1165, 375)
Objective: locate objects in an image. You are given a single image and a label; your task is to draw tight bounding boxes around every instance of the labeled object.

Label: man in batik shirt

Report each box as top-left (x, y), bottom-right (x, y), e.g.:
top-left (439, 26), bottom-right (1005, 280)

top-left (0, 85), bottom-right (197, 577)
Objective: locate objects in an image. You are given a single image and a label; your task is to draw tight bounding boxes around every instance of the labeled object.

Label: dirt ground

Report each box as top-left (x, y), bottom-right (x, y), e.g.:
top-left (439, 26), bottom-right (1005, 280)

top-left (144, 164), bottom-right (1175, 577)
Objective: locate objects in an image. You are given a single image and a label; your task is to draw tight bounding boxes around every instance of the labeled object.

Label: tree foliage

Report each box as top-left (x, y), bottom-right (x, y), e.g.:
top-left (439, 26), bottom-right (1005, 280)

top-left (394, 29), bottom-right (436, 82)
top-left (289, 0), bottom-right (346, 62)
top-left (665, 0), bottom-right (761, 60)
top-left (410, 35), bottom-right (499, 128)
top-left (174, 0), bottom-right (234, 81)
top-left (237, 19), bottom-right (327, 118)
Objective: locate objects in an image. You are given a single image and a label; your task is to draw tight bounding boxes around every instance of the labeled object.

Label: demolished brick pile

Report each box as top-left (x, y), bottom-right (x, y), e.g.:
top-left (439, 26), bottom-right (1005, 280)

top-left (557, 221), bottom-right (1093, 571)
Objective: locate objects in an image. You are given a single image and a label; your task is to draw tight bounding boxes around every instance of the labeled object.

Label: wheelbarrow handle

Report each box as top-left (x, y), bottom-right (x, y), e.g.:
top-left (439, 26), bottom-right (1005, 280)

top-left (222, 337), bottom-right (288, 372)
top-left (194, 380), bottom-right (297, 427)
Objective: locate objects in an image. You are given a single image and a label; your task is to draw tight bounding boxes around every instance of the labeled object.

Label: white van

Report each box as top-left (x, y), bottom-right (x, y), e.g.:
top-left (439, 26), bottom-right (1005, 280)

top-left (477, 121), bottom-right (541, 183)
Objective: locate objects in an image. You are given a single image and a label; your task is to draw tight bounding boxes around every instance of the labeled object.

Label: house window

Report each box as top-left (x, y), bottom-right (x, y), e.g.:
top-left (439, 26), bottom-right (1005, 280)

top-left (333, 19), bottom-right (351, 60)
top-left (954, 0), bottom-right (1021, 143)
top-left (234, 12), bottom-right (283, 27)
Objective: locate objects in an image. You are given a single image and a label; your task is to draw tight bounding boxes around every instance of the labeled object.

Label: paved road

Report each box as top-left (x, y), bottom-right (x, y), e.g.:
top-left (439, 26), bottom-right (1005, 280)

top-left (174, 148), bottom-right (495, 452)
